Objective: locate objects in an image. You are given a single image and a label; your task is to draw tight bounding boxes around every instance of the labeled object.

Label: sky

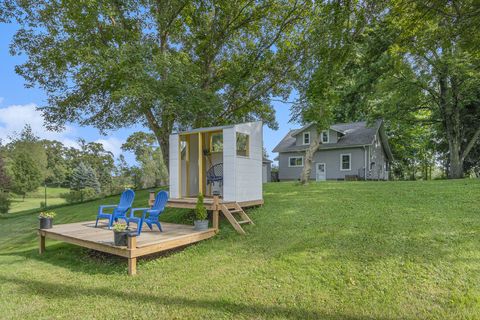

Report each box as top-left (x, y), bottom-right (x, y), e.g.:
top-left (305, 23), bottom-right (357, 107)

top-left (0, 22), bottom-right (298, 165)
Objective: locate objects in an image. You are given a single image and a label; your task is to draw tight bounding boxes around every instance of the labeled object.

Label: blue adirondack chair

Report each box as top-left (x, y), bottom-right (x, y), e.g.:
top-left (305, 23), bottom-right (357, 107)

top-left (95, 189), bottom-right (135, 228)
top-left (127, 191), bottom-right (168, 236)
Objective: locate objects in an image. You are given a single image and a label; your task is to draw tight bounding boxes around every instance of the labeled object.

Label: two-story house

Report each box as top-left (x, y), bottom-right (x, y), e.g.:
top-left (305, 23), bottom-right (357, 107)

top-left (272, 120), bottom-right (393, 181)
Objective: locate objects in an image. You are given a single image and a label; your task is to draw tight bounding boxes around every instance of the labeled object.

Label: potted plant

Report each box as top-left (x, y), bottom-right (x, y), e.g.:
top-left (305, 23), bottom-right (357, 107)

top-left (112, 222), bottom-right (129, 246)
top-left (194, 193), bottom-right (209, 231)
top-left (39, 211), bottom-right (56, 229)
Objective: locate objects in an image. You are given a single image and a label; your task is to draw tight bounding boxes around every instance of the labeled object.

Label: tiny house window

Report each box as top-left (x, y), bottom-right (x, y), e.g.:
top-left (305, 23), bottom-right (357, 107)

top-left (303, 132), bottom-right (310, 145)
top-left (210, 133), bottom-right (223, 153)
top-left (321, 130), bottom-right (329, 143)
top-left (340, 154), bottom-right (351, 171)
top-left (236, 132), bottom-right (249, 157)
top-left (289, 156), bottom-right (304, 167)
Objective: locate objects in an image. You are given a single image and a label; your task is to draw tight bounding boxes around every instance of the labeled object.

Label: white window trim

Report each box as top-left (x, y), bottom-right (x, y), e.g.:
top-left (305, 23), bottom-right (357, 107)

top-left (321, 130), bottom-right (329, 143)
top-left (340, 153), bottom-right (351, 171)
top-left (302, 132), bottom-right (310, 145)
top-left (288, 156), bottom-right (304, 167)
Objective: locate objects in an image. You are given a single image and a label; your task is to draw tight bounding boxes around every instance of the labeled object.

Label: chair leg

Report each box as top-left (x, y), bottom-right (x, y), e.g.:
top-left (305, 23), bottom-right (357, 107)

top-left (156, 222), bottom-right (163, 232)
top-left (146, 222), bottom-right (153, 230)
top-left (137, 220), bottom-right (143, 236)
top-left (95, 217), bottom-right (99, 228)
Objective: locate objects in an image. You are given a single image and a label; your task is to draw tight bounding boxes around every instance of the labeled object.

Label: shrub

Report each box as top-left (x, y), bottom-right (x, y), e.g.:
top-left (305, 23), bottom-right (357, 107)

top-left (0, 192), bottom-right (11, 214)
top-left (195, 193), bottom-right (208, 221)
top-left (61, 187), bottom-right (98, 203)
top-left (39, 211), bottom-right (56, 219)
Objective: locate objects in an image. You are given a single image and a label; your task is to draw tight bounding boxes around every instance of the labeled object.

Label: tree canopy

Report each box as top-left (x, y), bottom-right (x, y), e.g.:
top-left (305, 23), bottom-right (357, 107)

top-left (1, 0), bottom-right (311, 167)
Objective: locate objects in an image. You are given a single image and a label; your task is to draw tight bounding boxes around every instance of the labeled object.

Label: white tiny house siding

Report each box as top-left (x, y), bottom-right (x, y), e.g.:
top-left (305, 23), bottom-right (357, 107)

top-left (169, 134), bottom-right (180, 199)
top-left (168, 121), bottom-right (263, 203)
top-left (233, 122), bottom-right (263, 202)
top-left (222, 127), bottom-right (236, 201)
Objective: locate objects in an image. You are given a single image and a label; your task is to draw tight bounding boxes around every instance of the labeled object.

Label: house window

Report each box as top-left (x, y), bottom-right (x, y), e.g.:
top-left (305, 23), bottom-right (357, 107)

top-left (236, 132), bottom-right (249, 157)
top-left (303, 132), bottom-right (310, 145)
top-left (210, 132), bottom-right (223, 153)
top-left (288, 156), bottom-right (304, 167)
top-left (321, 130), bottom-right (329, 143)
top-left (340, 154), bottom-right (351, 171)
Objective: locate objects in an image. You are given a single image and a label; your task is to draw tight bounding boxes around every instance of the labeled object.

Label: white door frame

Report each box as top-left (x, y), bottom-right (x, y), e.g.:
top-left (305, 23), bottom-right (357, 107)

top-left (316, 162), bottom-right (326, 181)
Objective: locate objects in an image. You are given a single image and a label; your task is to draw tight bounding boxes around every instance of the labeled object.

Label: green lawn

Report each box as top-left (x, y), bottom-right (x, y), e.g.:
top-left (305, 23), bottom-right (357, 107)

top-left (9, 187), bottom-right (68, 213)
top-left (1, 180), bottom-right (479, 319)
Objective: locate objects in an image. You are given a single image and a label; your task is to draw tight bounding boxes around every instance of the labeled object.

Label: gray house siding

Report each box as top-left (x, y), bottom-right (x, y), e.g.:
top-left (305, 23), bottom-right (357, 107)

top-left (278, 147), bottom-right (367, 181)
top-left (274, 120), bottom-right (392, 181)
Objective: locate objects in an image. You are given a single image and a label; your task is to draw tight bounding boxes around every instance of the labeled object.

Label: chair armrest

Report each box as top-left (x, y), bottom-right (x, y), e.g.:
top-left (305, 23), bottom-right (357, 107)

top-left (98, 205), bottom-right (118, 214)
top-left (129, 208), bottom-right (150, 218)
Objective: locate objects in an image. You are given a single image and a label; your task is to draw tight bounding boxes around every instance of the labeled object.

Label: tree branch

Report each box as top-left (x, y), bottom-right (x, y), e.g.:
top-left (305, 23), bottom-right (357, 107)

top-left (462, 125), bottom-right (480, 160)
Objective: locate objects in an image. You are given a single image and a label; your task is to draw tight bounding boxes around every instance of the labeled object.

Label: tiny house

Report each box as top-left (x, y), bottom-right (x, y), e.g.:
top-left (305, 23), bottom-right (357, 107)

top-left (169, 121), bottom-right (263, 206)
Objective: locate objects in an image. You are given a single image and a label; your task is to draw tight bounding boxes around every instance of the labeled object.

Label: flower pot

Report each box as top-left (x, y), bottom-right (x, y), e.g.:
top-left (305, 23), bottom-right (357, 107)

top-left (39, 217), bottom-right (53, 229)
top-left (194, 220), bottom-right (209, 231)
top-left (113, 230), bottom-right (129, 246)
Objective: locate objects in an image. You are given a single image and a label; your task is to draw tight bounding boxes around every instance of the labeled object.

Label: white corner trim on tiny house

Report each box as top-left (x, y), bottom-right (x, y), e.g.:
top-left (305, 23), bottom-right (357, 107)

top-left (169, 121), bottom-right (264, 204)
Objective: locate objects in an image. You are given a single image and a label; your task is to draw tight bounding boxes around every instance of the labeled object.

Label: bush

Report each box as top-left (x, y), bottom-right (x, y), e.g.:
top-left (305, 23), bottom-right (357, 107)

top-left (61, 188), bottom-right (98, 204)
top-left (0, 192), bottom-right (11, 214)
top-left (195, 193), bottom-right (208, 221)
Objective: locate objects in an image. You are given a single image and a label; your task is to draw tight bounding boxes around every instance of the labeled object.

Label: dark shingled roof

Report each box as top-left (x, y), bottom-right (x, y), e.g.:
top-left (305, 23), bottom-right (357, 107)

top-left (273, 120), bottom-right (385, 153)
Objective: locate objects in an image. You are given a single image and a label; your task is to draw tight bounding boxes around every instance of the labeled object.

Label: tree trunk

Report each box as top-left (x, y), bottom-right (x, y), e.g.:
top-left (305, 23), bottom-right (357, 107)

top-left (438, 66), bottom-right (464, 179)
top-left (144, 108), bottom-right (172, 173)
top-left (300, 134), bottom-right (321, 185)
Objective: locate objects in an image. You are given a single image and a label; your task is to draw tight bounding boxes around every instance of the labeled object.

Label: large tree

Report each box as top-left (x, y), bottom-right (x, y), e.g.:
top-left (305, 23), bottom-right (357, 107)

top-left (121, 131), bottom-right (168, 188)
top-left (296, 0), bottom-right (480, 181)
top-left (292, 0), bottom-right (380, 184)
top-left (387, 0), bottom-right (480, 178)
top-left (2, 0), bottom-right (310, 169)
top-left (0, 155), bottom-right (11, 191)
top-left (11, 152), bottom-right (43, 200)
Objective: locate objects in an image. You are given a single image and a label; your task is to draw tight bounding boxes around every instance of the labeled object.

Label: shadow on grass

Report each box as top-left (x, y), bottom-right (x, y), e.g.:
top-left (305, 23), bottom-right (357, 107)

top-left (0, 241), bottom-right (205, 276)
top-left (0, 274), bottom-right (402, 320)
top-left (0, 243), bottom-right (126, 275)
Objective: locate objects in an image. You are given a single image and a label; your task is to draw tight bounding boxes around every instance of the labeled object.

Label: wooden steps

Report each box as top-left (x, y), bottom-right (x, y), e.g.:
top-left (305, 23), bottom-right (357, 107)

top-left (219, 202), bottom-right (254, 235)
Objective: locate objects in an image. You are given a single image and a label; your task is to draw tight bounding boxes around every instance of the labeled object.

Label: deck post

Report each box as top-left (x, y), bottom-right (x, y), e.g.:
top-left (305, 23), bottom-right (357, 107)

top-left (127, 234), bottom-right (137, 276)
top-left (212, 195), bottom-right (219, 231)
top-left (38, 231), bottom-right (45, 255)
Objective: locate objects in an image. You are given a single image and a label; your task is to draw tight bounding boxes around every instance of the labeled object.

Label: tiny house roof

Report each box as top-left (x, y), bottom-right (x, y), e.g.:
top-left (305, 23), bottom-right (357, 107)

top-left (173, 124), bottom-right (235, 135)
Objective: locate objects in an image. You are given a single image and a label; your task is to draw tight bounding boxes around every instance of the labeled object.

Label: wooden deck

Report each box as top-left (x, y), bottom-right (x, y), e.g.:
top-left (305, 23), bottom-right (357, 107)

top-left (167, 197), bottom-right (263, 210)
top-left (38, 221), bottom-right (216, 275)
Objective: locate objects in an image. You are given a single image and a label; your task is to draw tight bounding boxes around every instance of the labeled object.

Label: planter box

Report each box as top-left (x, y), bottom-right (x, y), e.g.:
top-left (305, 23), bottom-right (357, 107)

top-left (194, 220), bottom-right (209, 231)
top-left (113, 231), bottom-right (130, 246)
top-left (39, 217), bottom-right (53, 229)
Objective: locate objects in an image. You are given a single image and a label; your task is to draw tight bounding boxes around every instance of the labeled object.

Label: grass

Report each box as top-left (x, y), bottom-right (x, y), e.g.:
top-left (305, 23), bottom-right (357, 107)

top-left (1, 180), bottom-right (480, 319)
top-left (9, 187), bottom-right (68, 213)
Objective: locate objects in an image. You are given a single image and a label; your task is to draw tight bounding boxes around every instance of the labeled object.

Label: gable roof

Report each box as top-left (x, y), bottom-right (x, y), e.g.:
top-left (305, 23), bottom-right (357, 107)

top-left (273, 120), bottom-right (393, 161)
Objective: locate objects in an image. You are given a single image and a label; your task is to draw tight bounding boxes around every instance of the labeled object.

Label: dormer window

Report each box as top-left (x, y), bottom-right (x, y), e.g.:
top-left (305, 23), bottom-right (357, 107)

top-left (303, 132), bottom-right (310, 145)
top-left (321, 130), bottom-right (329, 143)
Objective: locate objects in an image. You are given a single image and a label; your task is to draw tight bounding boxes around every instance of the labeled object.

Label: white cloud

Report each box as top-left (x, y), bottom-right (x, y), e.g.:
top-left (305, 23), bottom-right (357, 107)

top-left (0, 103), bottom-right (126, 157)
top-left (0, 103), bottom-right (77, 144)
top-left (0, 97), bottom-right (4, 105)
top-left (95, 137), bottom-right (123, 157)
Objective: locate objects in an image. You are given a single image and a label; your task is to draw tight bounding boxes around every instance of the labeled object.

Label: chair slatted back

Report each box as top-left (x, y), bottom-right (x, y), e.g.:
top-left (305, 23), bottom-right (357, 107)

top-left (118, 189), bottom-right (135, 210)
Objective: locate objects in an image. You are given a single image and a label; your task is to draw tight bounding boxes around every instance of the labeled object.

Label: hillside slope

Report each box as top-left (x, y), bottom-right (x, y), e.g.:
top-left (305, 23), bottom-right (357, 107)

top-left (1, 180), bottom-right (479, 319)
